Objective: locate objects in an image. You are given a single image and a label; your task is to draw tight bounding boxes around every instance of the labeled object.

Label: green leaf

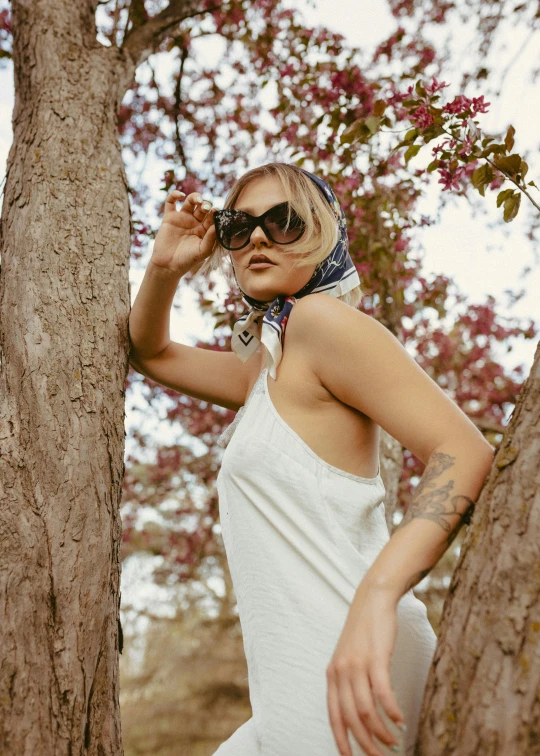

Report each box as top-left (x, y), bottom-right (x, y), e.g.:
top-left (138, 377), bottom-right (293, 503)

top-left (504, 125), bottom-right (515, 153)
top-left (471, 164), bottom-right (488, 188)
top-left (365, 115), bottom-right (381, 135)
top-left (340, 119), bottom-right (370, 144)
top-left (422, 125), bottom-right (445, 143)
top-left (503, 191), bottom-right (521, 223)
top-left (404, 144), bottom-right (421, 164)
top-left (494, 153), bottom-right (522, 177)
top-left (405, 127), bottom-right (419, 143)
top-left (415, 80), bottom-right (427, 97)
top-left (395, 128), bottom-right (419, 149)
top-left (528, 181), bottom-right (538, 189)
top-left (496, 188), bottom-right (515, 208)
top-left (480, 143), bottom-right (506, 158)
top-left (471, 164), bottom-right (493, 196)
top-left (520, 160), bottom-right (529, 180)
top-left (427, 159), bottom-right (440, 172)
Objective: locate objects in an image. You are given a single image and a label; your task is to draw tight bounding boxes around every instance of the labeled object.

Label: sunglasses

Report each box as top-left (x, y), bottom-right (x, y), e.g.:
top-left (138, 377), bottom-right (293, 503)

top-left (213, 202), bottom-right (306, 251)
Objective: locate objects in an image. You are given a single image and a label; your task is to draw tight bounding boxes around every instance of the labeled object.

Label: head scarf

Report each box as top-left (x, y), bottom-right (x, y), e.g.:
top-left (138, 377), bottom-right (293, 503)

top-left (230, 167), bottom-right (361, 379)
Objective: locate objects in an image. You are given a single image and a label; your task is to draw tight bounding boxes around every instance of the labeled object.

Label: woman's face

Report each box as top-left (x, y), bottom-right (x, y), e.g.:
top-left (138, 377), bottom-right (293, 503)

top-left (229, 176), bottom-right (318, 301)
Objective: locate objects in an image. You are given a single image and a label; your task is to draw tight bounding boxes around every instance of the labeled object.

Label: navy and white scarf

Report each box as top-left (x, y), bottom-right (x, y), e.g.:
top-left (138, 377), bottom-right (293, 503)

top-left (230, 168), bottom-right (361, 379)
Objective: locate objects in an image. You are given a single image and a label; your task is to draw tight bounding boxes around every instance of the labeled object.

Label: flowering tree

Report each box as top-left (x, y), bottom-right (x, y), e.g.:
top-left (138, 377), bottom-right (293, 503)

top-left (0, 0), bottom-right (538, 753)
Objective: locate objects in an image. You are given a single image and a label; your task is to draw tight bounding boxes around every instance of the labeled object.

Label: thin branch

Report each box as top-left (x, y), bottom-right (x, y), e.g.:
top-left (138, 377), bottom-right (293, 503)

top-left (122, 0), bottom-right (224, 69)
top-left (174, 44), bottom-right (189, 170)
top-left (127, 0), bottom-right (148, 33)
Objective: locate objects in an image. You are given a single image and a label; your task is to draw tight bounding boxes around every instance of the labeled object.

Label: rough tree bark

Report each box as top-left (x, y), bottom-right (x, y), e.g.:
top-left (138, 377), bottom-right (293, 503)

top-left (0, 1), bottom-right (217, 752)
top-left (416, 340), bottom-right (540, 755)
top-left (0, 2), bottom-right (132, 753)
top-left (0, 0), bottom-right (154, 753)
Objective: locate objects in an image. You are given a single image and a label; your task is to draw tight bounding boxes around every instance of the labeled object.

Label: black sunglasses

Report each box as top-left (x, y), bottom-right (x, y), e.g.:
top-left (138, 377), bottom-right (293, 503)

top-left (213, 202), bottom-right (306, 251)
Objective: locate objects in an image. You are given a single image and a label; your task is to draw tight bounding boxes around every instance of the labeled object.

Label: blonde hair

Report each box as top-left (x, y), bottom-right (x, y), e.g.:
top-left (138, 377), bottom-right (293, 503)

top-left (196, 162), bottom-right (363, 308)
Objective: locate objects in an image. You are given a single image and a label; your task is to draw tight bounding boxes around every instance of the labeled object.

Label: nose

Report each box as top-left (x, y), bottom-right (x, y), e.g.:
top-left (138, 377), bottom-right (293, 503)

top-left (249, 223), bottom-right (270, 247)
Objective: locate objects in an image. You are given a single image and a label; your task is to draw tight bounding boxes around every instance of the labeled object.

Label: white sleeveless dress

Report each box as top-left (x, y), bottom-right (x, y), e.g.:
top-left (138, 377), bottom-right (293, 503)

top-left (213, 367), bottom-right (437, 756)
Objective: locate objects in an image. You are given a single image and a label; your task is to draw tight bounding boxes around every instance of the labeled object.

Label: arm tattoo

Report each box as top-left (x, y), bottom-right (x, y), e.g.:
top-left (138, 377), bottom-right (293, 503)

top-left (397, 451), bottom-right (476, 548)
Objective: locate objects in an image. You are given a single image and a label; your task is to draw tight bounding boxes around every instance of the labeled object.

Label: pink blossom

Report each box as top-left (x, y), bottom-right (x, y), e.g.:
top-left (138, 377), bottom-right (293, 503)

top-left (425, 77), bottom-right (450, 95)
top-left (411, 104), bottom-right (434, 129)
top-left (443, 95), bottom-right (472, 115)
top-left (471, 96), bottom-right (490, 115)
top-left (490, 174), bottom-right (505, 190)
top-left (443, 94), bottom-right (491, 119)
top-left (438, 164), bottom-right (466, 191)
top-left (280, 63), bottom-right (296, 78)
top-left (458, 134), bottom-right (474, 157)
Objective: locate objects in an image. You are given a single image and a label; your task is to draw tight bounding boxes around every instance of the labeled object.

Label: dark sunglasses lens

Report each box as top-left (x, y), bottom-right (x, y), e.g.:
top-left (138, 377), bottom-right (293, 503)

top-left (216, 212), bottom-right (252, 250)
top-left (265, 205), bottom-right (305, 243)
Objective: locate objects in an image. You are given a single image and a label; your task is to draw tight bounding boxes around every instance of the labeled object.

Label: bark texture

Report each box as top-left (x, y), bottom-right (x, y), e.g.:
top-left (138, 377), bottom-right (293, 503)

top-left (416, 339), bottom-right (540, 755)
top-left (0, 1), bottom-right (137, 753)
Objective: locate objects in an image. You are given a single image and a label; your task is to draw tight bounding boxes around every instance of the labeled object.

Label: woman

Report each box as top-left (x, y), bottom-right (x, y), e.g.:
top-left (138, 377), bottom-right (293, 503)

top-left (128, 163), bottom-right (494, 756)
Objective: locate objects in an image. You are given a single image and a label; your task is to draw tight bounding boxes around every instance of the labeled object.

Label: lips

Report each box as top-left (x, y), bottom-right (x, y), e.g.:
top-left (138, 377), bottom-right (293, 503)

top-left (249, 254), bottom-right (275, 266)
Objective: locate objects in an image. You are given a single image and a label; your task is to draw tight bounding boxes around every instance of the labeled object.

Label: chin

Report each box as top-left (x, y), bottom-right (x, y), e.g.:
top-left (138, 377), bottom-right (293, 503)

top-left (237, 271), bottom-right (283, 300)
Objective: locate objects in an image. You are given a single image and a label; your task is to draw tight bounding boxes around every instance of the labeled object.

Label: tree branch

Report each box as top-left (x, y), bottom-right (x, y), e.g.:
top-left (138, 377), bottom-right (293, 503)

top-left (122, 0), bottom-right (224, 69)
top-left (173, 43), bottom-right (189, 170)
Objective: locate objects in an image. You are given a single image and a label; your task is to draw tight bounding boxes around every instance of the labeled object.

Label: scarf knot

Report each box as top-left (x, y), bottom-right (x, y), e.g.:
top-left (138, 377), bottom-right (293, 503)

top-left (230, 168), bottom-right (360, 379)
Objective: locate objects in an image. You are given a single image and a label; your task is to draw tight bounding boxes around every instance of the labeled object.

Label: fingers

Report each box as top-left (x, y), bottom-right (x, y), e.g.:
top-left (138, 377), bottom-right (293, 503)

top-left (349, 672), bottom-right (399, 751)
top-left (327, 670), bottom-right (353, 756)
top-left (328, 662), bottom-right (404, 756)
top-left (163, 190), bottom-right (186, 216)
top-left (368, 664), bottom-right (406, 731)
top-left (163, 190), bottom-right (215, 225)
top-left (339, 675), bottom-right (387, 756)
top-left (199, 220), bottom-right (218, 258)
top-left (182, 191), bottom-right (213, 221)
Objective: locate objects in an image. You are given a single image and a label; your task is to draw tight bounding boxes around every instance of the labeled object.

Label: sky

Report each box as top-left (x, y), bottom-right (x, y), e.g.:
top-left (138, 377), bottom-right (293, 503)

top-left (1, 0), bottom-right (539, 618)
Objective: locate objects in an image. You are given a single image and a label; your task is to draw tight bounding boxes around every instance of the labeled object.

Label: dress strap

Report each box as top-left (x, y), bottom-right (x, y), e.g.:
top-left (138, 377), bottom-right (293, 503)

top-left (217, 368), bottom-right (267, 449)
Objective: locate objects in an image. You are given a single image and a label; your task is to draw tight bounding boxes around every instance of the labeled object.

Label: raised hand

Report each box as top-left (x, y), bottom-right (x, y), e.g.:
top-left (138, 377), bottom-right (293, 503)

top-left (151, 189), bottom-right (218, 275)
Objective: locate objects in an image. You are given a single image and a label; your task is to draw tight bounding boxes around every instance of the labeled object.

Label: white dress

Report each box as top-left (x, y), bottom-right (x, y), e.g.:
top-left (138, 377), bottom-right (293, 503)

top-left (213, 367), bottom-right (437, 755)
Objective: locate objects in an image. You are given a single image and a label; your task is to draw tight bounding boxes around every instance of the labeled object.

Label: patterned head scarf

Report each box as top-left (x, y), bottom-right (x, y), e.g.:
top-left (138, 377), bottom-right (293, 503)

top-left (230, 167), bottom-right (361, 379)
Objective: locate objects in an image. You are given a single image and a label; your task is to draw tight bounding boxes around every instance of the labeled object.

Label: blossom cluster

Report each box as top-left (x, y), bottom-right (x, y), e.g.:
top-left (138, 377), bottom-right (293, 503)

top-left (386, 77), bottom-right (537, 221)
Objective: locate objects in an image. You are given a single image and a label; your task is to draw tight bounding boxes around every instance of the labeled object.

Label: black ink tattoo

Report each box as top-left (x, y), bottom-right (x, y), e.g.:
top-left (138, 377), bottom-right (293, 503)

top-left (397, 451), bottom-right (476, 547)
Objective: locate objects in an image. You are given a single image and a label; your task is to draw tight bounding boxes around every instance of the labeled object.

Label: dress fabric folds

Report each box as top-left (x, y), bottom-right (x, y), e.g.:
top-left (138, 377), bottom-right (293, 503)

top-left (213, 367), bottom-right (437, 756)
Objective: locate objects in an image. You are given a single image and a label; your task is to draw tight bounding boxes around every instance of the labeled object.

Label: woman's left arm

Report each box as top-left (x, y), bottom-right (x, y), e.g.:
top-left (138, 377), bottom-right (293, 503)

top-left (288, 294), bottom-right (495, 756)
top-left (362, 439), bottom-right (493, 598)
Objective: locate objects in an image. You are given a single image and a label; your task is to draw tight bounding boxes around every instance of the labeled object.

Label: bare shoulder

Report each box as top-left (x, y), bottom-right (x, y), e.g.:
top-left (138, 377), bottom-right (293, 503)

top-left (286, 292), bottom-right (493, 465)
top-left (286, 292), bottom-right (370, 353)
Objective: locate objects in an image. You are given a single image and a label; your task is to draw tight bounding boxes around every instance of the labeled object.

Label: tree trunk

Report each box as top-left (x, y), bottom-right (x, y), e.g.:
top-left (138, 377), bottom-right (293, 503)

top-left (0, 2), bottom-right (136, 753)
top-left (416, 340), bottom-right (540, 754)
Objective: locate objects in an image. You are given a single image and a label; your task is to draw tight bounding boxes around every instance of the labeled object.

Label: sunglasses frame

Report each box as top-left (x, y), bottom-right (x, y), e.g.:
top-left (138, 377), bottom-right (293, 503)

top-left (213, 201), bottom-right (306, 251)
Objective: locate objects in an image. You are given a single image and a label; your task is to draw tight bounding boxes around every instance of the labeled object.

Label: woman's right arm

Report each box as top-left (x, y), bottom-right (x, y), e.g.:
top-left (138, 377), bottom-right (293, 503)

top-left (128, 190), bottom-right (253, 411)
